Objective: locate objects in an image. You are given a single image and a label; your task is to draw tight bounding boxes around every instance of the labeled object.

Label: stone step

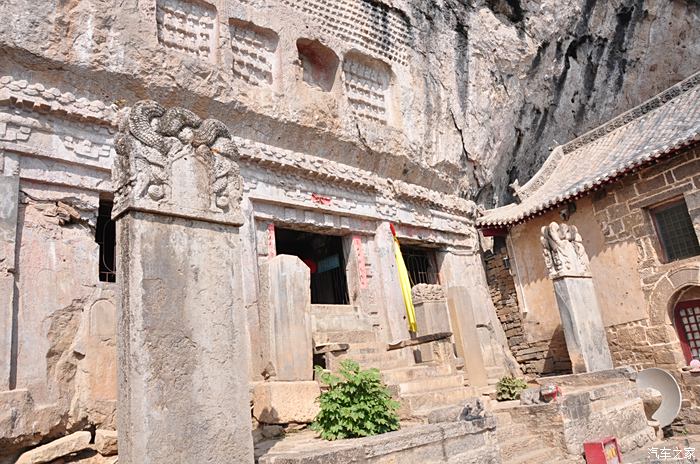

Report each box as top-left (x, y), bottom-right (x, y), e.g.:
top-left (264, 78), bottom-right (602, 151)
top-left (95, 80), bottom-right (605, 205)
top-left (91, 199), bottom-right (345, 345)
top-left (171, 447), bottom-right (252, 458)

top-left (503, 446), bottom-right (561, 464)
top-left (381, 363), bottom-right (454, 384)
top-left (400, 386), bottom-right (476, 417)
top-left (340, 348), bottom-right (406, 363)
top-left (498, 430), bottom-right (541, 461)
top-left (394, 374), bottom-right (465, 395)
top-left (313, 330), bottom-right (377, 345)
top-left (327, 351), bottom-right (410, 371)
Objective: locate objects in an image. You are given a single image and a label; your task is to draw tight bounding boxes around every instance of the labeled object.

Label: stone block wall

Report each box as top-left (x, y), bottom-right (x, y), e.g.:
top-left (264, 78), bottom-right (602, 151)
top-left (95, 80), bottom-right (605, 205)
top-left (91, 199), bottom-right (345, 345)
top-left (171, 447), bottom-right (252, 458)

top-left (484, 242), bottom-right (571, 376)
top-left (591, 143), bottom-right (700, 370)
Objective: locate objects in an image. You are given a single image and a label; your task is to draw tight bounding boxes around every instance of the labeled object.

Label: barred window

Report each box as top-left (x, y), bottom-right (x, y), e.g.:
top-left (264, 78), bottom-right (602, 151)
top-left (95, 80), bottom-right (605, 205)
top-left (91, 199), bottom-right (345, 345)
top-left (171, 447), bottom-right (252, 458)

top-left (651, 199), bottom-right (700, 263)
top-left (402, 246), bottom-right (440, 286)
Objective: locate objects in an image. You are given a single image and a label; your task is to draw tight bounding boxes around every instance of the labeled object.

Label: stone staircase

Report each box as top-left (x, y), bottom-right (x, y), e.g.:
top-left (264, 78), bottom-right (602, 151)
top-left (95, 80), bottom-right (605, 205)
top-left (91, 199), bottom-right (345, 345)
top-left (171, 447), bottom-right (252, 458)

top-left (315, 329), bottom-right (477, 420)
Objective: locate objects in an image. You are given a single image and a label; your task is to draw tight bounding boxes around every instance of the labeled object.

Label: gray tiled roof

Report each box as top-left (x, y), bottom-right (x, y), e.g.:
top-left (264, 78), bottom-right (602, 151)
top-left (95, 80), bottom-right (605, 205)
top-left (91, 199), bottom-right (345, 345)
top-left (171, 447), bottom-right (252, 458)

top-left (479, 71), bottom-right (700, 227)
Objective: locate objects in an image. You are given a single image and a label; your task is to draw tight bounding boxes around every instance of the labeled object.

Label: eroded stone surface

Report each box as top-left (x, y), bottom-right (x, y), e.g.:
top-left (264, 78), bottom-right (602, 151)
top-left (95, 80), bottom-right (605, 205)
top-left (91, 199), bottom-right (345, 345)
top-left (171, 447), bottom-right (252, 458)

top-left (253, 381), bottom-right (321, 424)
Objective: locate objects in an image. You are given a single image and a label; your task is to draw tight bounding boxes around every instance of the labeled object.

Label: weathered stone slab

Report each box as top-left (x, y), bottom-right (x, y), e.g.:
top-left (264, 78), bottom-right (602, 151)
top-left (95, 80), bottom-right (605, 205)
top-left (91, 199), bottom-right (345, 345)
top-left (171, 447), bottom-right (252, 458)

top-left (412, 285), bottom-right (451, 363)
top-left (259, 255), bottom-right (313, 381)
top-left (447, 286), bottom-right (489, 387)
top-left (0, 174), bottom-right (19, 390)
top-left (16, 431), bottom-right (91, 464)
top-left (553, 277), bottom-right (614, 373)
top-left (95, 429), bottom-right (118, 456)
top-left (253, 381), bottom-right (321, 424)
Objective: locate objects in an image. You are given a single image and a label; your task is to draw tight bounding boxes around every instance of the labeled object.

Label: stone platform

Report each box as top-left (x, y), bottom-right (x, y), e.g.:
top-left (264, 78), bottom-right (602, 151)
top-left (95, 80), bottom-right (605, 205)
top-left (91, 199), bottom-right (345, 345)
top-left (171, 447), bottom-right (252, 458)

top-left (494, 368), bottom-right (656, 463)
top-left (256, 418), bottom-right (499, 464)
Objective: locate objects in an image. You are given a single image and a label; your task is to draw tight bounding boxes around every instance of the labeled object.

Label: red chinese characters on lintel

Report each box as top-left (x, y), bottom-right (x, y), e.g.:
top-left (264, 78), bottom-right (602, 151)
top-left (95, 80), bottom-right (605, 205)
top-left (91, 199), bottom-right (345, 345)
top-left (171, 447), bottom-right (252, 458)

top-left (311, 193), bottom-right (332, 205)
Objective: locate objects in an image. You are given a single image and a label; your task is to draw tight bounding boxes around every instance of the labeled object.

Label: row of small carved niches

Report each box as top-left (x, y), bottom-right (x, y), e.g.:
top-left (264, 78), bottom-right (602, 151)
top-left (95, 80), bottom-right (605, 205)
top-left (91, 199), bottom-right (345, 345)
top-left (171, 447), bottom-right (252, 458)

top-left (155, 0), bottom-right (403, 125)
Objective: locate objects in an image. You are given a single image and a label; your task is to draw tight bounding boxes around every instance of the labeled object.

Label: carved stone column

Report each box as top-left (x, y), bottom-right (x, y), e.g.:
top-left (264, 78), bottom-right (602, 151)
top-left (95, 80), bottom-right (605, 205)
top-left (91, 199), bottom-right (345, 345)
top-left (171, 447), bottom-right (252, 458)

top-left (541, 222), bottom-right (613, 373)
top-left (112, 101), bottom-right (253, 463)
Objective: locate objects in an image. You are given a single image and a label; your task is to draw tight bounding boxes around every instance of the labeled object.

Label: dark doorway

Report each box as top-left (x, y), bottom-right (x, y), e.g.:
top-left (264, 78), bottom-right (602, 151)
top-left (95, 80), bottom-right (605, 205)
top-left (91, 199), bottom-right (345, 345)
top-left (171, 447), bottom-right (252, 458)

top-left (95, 199), bottom-right (116, 282)
top-left (275, 227), bottom-right (350, 305)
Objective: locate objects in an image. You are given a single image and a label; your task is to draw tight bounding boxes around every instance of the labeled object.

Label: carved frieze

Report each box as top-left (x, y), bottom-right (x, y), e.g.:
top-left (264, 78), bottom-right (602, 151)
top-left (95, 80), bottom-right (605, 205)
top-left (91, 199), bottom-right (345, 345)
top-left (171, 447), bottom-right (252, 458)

top-left (113, 101), bottom-right (243, 225)
top-left (411, 283), bottom-right (445, 302)
top-left (540, 222), bottom-right (591, 279)
top-left (0, 75), bottom-right (477, 236)
top-left (0, 76), bottom-right (117, 123)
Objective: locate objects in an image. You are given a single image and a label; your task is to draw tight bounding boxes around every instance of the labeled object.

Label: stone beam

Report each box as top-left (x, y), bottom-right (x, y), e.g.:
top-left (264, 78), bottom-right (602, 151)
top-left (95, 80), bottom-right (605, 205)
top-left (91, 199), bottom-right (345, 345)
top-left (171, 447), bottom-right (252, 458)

top-left (112, 101), bottom-right (253, 463)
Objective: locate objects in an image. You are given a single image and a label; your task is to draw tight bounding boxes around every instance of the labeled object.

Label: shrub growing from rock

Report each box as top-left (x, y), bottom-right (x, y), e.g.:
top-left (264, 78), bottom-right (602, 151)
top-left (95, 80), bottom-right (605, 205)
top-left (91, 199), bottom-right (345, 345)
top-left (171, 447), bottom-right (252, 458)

top-left (496, 376), bottom-right (528, 401)
top-left (312, 360), bottom-right (400, 440)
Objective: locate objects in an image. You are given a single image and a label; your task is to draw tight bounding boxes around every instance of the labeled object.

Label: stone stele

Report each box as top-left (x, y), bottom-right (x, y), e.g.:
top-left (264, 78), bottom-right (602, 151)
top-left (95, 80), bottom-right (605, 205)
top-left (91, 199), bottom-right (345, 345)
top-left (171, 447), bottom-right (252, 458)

top-left (541, 222), bottom-right (613, 373)
top-left (113, 101), bottom-right (253, 463)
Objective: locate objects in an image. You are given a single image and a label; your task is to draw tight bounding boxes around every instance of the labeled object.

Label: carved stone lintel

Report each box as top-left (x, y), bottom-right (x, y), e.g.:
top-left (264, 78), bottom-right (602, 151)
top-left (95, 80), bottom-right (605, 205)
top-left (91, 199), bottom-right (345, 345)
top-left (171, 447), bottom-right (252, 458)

top-left (540, 221), bottom-right (591, 279)
top-left (112, 100), bottom-right (243, 225)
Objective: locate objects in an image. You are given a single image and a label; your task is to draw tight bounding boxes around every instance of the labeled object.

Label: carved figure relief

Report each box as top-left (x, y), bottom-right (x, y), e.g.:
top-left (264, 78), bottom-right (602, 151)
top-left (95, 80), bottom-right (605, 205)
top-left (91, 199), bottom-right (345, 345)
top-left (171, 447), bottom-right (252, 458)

top-left (113, 100), bottom-right (243, 223)
top-left (540, 222), bottom-right (591, 278)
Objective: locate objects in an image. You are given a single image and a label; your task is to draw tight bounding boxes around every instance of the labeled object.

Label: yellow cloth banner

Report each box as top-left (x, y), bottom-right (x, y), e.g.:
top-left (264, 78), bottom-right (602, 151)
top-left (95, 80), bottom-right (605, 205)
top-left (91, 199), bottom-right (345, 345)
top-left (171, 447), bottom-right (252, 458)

top-left (392, 235), bottom-right (417, 333)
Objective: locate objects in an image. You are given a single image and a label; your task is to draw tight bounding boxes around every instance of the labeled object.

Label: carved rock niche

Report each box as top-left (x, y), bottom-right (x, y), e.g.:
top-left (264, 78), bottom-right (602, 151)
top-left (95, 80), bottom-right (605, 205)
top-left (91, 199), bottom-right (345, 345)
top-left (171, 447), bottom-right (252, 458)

top-left (342, 51), bottom-right (394, 125)
top-left (156, 0), bottom-right (218, 62)
top-left (297, 38), bottom-right (339, 92)
top-left (229, 19), bottom-right (280, 86)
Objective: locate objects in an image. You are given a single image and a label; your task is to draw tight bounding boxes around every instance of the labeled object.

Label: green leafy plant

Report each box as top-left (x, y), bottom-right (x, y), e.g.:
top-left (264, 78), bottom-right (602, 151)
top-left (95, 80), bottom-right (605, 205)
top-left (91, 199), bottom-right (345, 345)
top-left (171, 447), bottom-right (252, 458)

top-left (496, 376), bottom-right (528, 401)
top-left (311, 360), bottom-right (400, 440)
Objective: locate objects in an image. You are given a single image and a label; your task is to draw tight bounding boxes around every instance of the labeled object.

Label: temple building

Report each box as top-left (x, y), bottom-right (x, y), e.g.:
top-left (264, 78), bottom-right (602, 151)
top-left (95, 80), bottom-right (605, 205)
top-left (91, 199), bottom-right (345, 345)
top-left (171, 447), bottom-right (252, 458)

top-left (1, 0), bottom-right (699, 462)
top-left (480, 70), bottom-right (700, 425)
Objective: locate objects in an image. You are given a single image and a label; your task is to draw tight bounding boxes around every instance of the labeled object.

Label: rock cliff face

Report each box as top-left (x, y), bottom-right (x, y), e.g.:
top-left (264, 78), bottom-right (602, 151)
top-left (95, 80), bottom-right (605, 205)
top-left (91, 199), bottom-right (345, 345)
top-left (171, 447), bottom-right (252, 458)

top-left (461, 0), bottom-right (700, 205)
top-left (0, 0), bottom-right (698, 205)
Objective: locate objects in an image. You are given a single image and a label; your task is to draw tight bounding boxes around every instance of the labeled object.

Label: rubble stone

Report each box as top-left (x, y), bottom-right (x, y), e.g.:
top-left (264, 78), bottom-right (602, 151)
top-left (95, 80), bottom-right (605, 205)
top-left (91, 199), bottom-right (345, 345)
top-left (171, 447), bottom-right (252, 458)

top-left (15, 431), bottom-right (91, 464)
top-left (94, 430), bottom-right (118, 456)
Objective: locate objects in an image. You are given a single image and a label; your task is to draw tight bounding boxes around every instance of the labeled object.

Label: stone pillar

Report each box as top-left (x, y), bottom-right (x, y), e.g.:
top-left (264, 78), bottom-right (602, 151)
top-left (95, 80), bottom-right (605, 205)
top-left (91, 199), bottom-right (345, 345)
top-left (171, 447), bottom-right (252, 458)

top-left (446, 286), bottom-right (489, 388)
top-left (113, 101), bottom-right (253, 463)
top-left (373, 222), bottom-right (410, 342)
top-left (258, 255), bottom-right (312, 380)
top-left (439, 249), bottom-right (521, 378)
top-left (0, 174), bottom-right (19, 389)
top-left (541, 222), bottom-right (613, 373)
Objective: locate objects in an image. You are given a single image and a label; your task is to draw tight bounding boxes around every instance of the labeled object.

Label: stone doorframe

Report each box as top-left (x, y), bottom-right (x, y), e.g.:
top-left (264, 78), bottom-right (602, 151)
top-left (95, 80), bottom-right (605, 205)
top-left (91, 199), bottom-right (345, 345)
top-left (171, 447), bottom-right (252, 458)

top-left (649, 265), bottom-right (700, 326)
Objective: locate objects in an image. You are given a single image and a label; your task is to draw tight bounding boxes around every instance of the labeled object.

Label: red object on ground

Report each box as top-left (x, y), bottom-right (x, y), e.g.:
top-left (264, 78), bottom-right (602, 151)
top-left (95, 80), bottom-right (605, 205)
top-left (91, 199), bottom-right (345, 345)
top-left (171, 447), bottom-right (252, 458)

top-left (584, 437), bottom-right (622, 464)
